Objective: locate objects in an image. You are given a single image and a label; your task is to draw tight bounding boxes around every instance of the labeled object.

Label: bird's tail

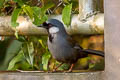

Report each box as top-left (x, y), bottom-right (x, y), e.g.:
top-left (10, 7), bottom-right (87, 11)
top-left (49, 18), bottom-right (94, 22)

top-left (81, 49), bottom-right (104, 57)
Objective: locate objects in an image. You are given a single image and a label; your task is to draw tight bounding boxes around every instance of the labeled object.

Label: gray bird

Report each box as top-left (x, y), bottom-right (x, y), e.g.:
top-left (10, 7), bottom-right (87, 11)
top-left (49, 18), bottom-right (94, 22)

top-left (40, 19), bottom-right (104, 72)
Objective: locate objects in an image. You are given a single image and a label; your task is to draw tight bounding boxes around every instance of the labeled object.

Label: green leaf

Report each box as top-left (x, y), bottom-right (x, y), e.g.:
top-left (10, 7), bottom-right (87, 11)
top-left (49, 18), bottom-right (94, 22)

top-left (0, 39), bottom-right (22, 70)
top-left (14, 30), bottom-right (19, 39)
top-left (7, 50), bottom-right (24, 70)
top-left (22, 42), bottom-right (34, 66)
top-left (32, 7), bottom-right (42, 25)
top-left (15, 31), bottom-right (26, 42)
top-left (22, 5), bottom-right (34, 20)
top-left (11, 8), bottom-right (21, 27)
top-left (0, 0), bottom-right (4, 8)
top-left (33, 13), bottom-right (47, 26)
top-left (62, 3), bottom-right (72, 27)
top-left (13, 0), bottom-right (24, 6)
top-left (39, 39), bottom-right (46, 49)
top-left (17, 36), bottom-right (26, 42)
top-left (10, 61), bottom-right (32, 70)
top-left (32, 7), bottom-right (41, 16)
top-left (41, 2), bottom-right (54, 14)
top-left (42, 52), bottom-right (51, 70)
top-left (32, 2), bottom-right (54, 25)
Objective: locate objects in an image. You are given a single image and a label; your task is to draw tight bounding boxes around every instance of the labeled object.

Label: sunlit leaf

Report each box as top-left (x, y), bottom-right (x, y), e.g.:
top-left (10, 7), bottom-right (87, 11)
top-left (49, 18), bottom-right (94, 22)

top-left (7, 50), bottom-right (24, 70)
top-left (22, 5), bottom-right (34, 20)
top-left (22, 42), bottom-right (34, 66)
top-left (14, 30), bottom-right (19, 39)
top-left (11, 8), bottom-right (21, 27)
top-left (32, 7), bottom-right (42, 25)
top-left (32, 7), bottom-right (41, 16)
top-left (42, 52), bottom-right (51, 70)
top-left (62, 3), bottom-right (72, 27)
top-left (11, 61), bottom-right (32, 70)
top-left (15, 31), bottom-right (26, 42)
top-left (33, 13), bottom-right (48, 26)
top-left (27, 42), bottom-right (34, 66)
top-left (39, 39), bottom-right (46, 48)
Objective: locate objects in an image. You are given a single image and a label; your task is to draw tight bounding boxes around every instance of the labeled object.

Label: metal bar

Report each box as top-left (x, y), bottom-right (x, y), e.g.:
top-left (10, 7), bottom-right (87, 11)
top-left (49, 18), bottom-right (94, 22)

top-left (0, 14), bottom-right (104, 36)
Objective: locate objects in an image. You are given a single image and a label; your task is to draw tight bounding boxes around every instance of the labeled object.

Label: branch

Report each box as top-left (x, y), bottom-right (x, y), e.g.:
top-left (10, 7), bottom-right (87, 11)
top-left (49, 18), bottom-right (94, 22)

top-left (0, 14), bottom-right (104, 36)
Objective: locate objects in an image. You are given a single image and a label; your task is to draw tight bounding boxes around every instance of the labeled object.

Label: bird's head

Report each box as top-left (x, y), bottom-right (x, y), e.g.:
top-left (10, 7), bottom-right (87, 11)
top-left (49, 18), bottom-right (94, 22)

top-left (40, 19), bottom-right (67, 34)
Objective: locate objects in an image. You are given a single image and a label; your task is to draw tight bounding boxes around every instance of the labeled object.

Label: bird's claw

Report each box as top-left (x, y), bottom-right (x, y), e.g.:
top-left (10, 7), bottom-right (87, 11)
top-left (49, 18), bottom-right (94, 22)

top-left (52, 69), bottom-right (57, 72)
top-left (63, 70), bottom-right (72, 73)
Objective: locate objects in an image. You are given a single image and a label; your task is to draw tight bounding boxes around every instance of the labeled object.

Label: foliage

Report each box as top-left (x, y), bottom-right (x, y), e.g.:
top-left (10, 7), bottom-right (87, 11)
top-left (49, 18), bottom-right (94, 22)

top-left (62, 3), bottom-right (72, 27)
top-left (7, 50), bottom-right (24, 70)
top-left (11, 8), bottom-right (21, 27)
top-left (7, 36), bottom-right (52, 71)
top-left (0, 38), bottom-right (22, 70)
top-left (11, 1), bottom-right (54, 27)
top-left (22, 42), bottom-right (34, 66)
top-left (0, 0), bottom-right (104, 71)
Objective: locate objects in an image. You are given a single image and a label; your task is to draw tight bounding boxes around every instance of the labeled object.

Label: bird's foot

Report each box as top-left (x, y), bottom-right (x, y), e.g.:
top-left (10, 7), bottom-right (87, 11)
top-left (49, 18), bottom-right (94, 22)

top-left (63, 64), bottom-right (74, 73)
top-left (52, 69), bottom-right (57, 72)
top-left (63, 70), bottom-right (72, 73)
top-left (46, 70), bottom-right (55, 73)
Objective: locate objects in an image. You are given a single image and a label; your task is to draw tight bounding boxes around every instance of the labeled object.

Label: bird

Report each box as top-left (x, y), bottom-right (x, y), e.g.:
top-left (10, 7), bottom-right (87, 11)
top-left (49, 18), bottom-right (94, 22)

top-left (39, 19), bottom-right (104, 72)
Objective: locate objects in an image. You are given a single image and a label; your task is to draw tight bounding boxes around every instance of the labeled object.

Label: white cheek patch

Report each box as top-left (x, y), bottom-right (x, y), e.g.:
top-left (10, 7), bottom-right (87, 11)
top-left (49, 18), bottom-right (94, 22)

top-left (49, 27), bottom-right (59, 34)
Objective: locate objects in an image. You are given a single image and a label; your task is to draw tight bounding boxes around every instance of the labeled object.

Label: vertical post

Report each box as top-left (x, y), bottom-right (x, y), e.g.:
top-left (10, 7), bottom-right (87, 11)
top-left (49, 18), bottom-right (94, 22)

top-left (79, 0), bottom-right (101, 20)
top-left (79, 0), bottom-right (94, 19)
top-left (104, 0), bottom-right (120, 80)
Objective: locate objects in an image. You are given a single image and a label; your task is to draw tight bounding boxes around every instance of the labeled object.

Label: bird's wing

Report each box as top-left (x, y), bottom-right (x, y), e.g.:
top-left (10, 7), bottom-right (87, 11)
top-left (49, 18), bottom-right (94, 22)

top-left (66, 36), bottom-right (83, 49)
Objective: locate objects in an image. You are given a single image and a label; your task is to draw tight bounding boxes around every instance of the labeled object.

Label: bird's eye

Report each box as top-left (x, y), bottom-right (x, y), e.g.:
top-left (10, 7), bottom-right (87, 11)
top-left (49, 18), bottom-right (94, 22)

top-left (48, 23), bottom-right (53, 27)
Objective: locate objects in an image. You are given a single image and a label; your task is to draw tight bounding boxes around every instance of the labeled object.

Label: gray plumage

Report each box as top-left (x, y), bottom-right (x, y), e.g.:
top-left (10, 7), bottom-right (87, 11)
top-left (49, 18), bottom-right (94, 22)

top-left (48, 31), bottom-right (78, 63)
top-left (41, 19), bottom-right (104, 64)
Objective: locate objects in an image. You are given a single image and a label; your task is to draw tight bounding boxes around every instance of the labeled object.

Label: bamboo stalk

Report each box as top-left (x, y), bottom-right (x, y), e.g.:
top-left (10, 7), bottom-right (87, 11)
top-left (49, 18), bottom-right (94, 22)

top-left (0, 14), bottom-right (104, 36)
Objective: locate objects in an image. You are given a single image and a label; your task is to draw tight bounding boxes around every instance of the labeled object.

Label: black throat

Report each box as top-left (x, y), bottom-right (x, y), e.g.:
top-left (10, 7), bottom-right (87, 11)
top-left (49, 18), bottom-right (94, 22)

top-left (46, 29), bottom-right (54, 43)
top-left (48, 34), bottom-right (53, 43)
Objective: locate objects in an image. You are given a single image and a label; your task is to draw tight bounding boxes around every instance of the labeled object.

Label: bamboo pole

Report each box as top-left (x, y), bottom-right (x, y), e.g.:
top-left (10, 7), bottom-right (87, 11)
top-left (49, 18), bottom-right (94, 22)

top-left (0, 14), bottom-right (104, 36)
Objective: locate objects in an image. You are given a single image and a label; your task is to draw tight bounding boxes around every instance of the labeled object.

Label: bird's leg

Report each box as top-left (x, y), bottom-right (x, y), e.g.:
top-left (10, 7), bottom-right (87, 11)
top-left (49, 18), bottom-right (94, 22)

top-left (67, 64), bottom-right (74, 72)
top-left (53, 63), bottom-right (63, 72)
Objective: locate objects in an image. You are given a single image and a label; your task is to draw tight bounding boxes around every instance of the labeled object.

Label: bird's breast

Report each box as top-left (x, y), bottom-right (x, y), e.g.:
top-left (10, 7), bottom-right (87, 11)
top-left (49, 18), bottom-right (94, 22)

top-left (48, 35), bottom-right (77, 63)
